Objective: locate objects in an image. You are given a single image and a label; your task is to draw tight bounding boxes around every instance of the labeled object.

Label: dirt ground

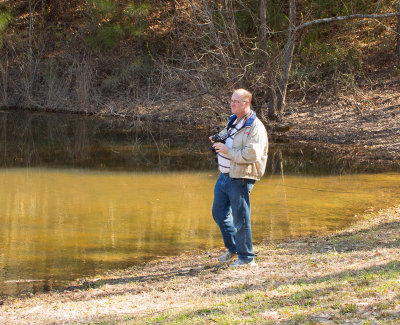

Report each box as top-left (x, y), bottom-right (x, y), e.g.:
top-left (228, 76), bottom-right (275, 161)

top-left (278, 72), bottom-right (400, 169)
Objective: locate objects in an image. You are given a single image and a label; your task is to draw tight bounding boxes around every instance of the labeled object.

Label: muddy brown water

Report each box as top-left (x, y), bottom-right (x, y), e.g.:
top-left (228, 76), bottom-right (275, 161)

top-left (1, 110), bottom-right (400, 296)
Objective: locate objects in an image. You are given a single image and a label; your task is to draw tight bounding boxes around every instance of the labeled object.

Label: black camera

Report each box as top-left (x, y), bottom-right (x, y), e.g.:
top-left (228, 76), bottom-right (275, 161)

top-left (210, 134), bottom-right (226, 153)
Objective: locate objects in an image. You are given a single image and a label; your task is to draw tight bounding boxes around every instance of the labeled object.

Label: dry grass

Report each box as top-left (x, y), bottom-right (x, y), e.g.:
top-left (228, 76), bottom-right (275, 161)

top-left (1, 204), bottom-right (399, 324)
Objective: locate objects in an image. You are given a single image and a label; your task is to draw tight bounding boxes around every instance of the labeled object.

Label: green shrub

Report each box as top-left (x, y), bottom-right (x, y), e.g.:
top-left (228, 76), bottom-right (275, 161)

top-left (85, 23), bottom-right (125, 49)
top-left (125, 2), bottom-right (150, 18)
top-left (85, 0), bottom-right (151, 50)
top-left (89, 0), bottom-right (117, 18)
top-left (307, 0), bottom-right (388, 17)
top-left (0, 10), bottom-right (12, 47)
top-left (293, 32), bottom-right (363, 91)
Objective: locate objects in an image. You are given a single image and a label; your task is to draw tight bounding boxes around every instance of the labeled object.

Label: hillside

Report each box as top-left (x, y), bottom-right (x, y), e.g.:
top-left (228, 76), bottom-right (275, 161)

top-left (0, 0), bottom-right (399, 163)
top-left (280, 68), bottom-right (400, 170)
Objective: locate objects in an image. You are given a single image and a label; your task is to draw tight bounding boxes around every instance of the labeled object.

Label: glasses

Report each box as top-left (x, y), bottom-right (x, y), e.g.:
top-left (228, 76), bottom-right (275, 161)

top-left (230, 100), bottom-right (247, 104)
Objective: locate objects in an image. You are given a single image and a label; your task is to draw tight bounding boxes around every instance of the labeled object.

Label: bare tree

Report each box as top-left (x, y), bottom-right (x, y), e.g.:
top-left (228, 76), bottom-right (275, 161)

top-left (257, 0), bottom-right (278, 121)
top-left (258, 0), bottom-right (268, 64)
top-left (202, 0), bottom-right (229, 67)
top-left (398, 0), bottom-right (400, 66)
top-left (183, 1), bottom-right (400, 122)
top-left (276, 0), bottom-right (296, 118)
top-left (271, 7), bottom-right (400, 119)
top-left (294, 12), bottom-right (400, 31)
top-left (225, 0), bottom-right (244, 68)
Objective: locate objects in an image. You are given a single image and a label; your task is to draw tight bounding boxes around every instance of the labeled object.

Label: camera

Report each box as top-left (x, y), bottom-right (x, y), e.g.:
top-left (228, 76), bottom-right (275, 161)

top-left (210, 134), bottom-right (226, 153)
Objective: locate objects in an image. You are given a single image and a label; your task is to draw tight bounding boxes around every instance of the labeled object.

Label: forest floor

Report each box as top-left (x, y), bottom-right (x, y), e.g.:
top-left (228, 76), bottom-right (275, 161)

top-left (277, 70), bottom-right (400, 170)
top-left (0, 205), bottom-right (399, 324)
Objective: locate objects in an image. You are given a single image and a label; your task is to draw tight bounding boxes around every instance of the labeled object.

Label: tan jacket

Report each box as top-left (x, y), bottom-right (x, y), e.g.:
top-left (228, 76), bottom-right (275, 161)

top-left (219, 113), bottom-right (268, 181)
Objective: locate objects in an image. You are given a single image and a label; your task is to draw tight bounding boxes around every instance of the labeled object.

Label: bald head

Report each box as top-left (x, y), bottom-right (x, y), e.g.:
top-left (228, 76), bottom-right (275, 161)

top-left (234, 89), bottom-right (252, 104)
top-left (231, 89), bottom-right (252, 119)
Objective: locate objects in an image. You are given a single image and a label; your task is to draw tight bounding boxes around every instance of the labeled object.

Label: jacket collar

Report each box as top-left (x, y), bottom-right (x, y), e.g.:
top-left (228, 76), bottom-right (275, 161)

top-left (227, 111), bottom-right (256, 129)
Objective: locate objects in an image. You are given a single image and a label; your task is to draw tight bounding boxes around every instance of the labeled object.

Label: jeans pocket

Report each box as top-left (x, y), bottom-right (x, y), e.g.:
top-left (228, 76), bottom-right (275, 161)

top-left (245, 179), bottom-right (255, 193)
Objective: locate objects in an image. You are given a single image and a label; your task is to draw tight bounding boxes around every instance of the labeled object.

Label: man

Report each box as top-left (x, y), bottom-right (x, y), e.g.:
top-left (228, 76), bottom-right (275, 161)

top-left (210, 88), bottom-right (268, 267)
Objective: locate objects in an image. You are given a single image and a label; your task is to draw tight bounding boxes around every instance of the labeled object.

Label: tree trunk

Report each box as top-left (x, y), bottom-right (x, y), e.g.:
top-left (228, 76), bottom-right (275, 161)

top-left (203, 0), bottom-right (228, 66)
top-left (276, 0), bottom-right (296, 116)
top-left (257, 0), bottom-right (277, 120)
top-left (259, 0), bottom-right (268, 64)
top-left (224, 0), bottom-right (244, 68)
top-left (138, 0), bottom-right (144, 54)
top-left (171, 0), bottom-right (179, 37)
top-left (397, 0), bottom-right (400, 66)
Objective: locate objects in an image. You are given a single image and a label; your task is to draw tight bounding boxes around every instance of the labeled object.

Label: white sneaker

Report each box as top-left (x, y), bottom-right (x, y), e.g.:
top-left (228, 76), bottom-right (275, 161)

top-left (229, 259), bottom-right (257, 267)
top-left (218, 251), bottom-right (236, 263)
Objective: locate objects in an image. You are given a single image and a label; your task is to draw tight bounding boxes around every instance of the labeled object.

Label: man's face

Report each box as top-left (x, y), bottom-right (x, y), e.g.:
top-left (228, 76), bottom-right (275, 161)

top-left (230, 92), bottom-right (249, 118)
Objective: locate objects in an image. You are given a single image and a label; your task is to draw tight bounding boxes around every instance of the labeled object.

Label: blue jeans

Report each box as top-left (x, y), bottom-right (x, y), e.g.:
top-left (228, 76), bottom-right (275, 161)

top-left (212, 173), bottom-right (256, 262)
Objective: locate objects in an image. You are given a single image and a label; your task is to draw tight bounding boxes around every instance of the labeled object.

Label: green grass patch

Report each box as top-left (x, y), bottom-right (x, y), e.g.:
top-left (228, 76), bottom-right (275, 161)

top-left (144, 312), bottom-right (171, 324)
top-left (340, 303), bottom-right (358, 314)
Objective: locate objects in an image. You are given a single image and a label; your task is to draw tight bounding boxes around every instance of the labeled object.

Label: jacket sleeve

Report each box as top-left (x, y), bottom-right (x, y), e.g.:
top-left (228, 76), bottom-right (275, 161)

top-left (218, 127), bottom-right (229, 139)
top-left (226, 122), bottom-right (267, 164)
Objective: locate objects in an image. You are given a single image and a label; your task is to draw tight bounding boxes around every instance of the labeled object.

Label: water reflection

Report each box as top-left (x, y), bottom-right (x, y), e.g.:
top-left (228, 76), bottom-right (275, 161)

top-left (1, 110), bottom-right (400, 296)
top-left (1, 110), bottom-right (394, 174)
top-left (1, 168), bottom-right (400, 296)
top-left (0, 110), bottom-right (213, 171)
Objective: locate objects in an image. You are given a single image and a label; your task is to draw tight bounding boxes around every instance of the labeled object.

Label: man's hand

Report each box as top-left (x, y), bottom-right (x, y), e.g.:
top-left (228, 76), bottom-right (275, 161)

top-left (213, 142), bottom-right (229, 155)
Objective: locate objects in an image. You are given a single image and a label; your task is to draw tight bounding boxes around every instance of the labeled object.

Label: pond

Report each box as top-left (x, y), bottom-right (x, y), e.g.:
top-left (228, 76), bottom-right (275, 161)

top-left (1, 110), bottom-right (399, 297)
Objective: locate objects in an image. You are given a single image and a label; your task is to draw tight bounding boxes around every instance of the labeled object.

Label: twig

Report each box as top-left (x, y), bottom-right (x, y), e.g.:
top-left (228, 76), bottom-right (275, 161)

top-left (295, 12), bottom-right (400, 32)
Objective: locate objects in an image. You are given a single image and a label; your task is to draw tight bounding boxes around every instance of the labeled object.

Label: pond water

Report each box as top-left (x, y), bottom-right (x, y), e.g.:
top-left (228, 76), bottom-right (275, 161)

top-left (1, 110), bottom-right (399, 296)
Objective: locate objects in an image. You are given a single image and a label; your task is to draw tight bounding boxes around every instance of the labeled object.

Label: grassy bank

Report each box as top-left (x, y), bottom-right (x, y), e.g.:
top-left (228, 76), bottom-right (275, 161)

top-left (1, 205), bottom-right (399, 324)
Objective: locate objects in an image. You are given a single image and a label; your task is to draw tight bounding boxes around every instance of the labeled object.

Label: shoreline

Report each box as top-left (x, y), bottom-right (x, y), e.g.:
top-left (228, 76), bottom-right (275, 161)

top-left (1, 204), bottom-right (399, 324)
top-left (2, 105), bottom-right (400, 174)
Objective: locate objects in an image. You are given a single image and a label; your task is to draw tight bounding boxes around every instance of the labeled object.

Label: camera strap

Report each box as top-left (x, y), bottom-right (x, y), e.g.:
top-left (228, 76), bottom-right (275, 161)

top-left (226, 111), bottom-right (253, 137)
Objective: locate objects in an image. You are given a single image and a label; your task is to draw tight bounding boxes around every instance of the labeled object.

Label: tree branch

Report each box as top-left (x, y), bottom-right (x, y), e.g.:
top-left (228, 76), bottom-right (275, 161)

top-left (295, 12), bottom-right (400, 32)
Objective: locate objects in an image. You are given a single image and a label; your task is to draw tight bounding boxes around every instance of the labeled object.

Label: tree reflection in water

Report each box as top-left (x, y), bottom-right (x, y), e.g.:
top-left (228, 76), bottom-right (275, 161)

top-left (1, 110), bottom-right (400, 297)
